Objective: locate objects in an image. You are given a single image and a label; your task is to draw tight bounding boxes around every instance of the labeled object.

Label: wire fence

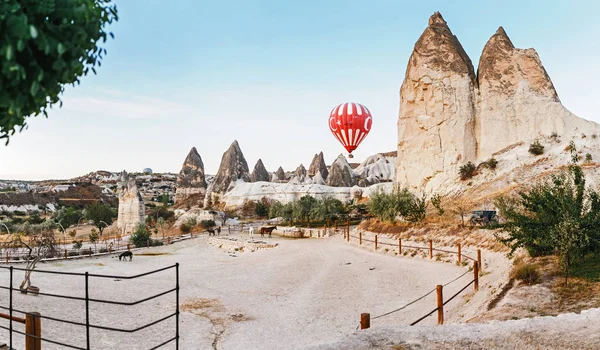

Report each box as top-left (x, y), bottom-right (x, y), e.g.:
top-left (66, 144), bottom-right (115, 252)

top-left (346, 230), bottom-right (481, 330)
top-left (0, 264), bottom-right (180, 349)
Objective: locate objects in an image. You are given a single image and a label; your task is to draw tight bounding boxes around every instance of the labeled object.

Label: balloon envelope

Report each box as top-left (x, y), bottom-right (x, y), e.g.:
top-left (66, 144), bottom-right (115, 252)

top-left (328, 102), bottom-right (372, 157)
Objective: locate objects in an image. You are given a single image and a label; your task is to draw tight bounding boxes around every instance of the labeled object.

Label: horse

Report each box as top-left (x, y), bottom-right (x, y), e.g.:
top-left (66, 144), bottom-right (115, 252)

top-left (217, 226), bottom-right (221, 235)
top-left (119, 251), bottom-right (133, 261)
top-left (207, 228), bottom-right (216, 236)
top-left (260, 226), bottom-right (277, 238)
top-left (248, 227), bottom-right (255, 241)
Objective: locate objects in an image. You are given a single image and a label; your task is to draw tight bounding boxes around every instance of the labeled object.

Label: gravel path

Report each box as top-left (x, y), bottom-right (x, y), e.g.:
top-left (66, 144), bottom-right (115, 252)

top-left (0, 233), bottom-right (470, 349)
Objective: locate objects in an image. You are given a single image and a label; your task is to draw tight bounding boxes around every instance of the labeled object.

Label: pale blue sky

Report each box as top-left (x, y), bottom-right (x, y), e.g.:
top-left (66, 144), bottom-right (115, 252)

top-left (1, 0), bottom-right (599, 180)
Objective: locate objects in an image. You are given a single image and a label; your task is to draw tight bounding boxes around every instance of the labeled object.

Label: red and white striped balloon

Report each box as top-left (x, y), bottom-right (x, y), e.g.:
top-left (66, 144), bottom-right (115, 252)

top-left (328, 102), bottom-right (372, 158)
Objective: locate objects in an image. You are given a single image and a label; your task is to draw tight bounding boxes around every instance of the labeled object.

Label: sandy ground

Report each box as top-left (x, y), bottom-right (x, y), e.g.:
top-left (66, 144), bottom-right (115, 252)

top-left (0, 230), bottom-right (471, 349)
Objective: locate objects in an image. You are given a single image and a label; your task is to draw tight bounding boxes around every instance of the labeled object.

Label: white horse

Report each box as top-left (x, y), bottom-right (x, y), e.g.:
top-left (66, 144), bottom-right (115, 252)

top-left (248, 226), bottom-right (255, 242)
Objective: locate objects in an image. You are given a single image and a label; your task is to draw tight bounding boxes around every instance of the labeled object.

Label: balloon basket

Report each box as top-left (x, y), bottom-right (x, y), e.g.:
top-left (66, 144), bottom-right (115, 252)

top-left (348, 154), bottom-right (354, 159)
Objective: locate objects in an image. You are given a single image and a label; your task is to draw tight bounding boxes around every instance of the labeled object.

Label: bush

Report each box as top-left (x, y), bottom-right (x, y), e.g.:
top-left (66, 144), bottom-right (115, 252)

top-left (511, 263), bottom-right (540, 285)
top-left (486, 158), bottom-right (498, 169)
top-left (199, 220), bottom-right (216, 230)
top-left (368, 187), bottom-right (427, 223)
top-left (585, 153), bottom-right (593, 163)
top-left (67, 251), bottom-right (80, 257)
top-left (459, 162), bottom-right (476, 180)
top-left (151, 241), bottom-right (164, 247)
top-left (180, 223), bottom-right (191, 234)
top-left (431, 194), bottom-right (444, 215)
top-left (99, 248), bottom-right (108, 253)
top-left (130, 223), bottom-right (152, 247)
top-left (529, 140), bottom-right (544, 155)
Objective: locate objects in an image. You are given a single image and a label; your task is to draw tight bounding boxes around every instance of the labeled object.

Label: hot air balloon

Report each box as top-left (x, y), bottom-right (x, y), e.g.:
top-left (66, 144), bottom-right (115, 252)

top-left (328, 102), bottom-right (372, 158)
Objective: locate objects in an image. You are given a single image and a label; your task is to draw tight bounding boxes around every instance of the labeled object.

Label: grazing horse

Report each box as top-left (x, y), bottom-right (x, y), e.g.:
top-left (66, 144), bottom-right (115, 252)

top-left (119, 251), bottom-right (133, 261)
top-left (207, 228), bottom-right (216, 236)
top-left (260, 226), bottom-right (277, 238)
top-left (248, 227), bottom-right (255, 241)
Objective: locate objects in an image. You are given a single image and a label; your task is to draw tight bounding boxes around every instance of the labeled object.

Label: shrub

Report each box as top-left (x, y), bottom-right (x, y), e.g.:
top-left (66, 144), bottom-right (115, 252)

top-left (199, 220), bottom-right (216, 230)
top-left (180, 223), bottom-right (191, 233)
top-left (67, 251), bottom-right (80, 257)
top-left (529, 140), bottom-right (545, 155)
top-left (511, 263), bottom-right (540, 285)
top-left (585, 153), bottom-right (593, 163)
top-left (431, 194), bottom-right (444, 215)
top-left (99, 248), bottom-right (108, 253)
top-left (487, 158), bottom-right (498, 169)
top-left (151, 241), bottom-right (164, 247)
top-left (459, 162), bottom-right (476, 180)
top-left (130, 223), bottom-right (152, 247)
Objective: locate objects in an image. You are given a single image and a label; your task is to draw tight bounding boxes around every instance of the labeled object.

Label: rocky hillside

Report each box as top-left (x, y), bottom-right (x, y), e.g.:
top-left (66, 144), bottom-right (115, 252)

top-left (396, 12), bottom-right (600, 194)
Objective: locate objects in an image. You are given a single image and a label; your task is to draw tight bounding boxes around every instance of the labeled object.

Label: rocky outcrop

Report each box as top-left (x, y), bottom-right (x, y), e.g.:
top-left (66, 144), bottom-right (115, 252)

top-left (211, 140), bottom-right (250, 194)
top-left (308, 152), bottom-right (328, 180)
top-left (396, 12), bottom-right (600, 192)
top-left (476, 27), bottom-right (598, 159)
top-left (327, 154), bottom-right (356, 187)
top-left (175, 147), bottom-right (207, 204)
top-left (396, 12), bottom-right (478, 191)
top-left (275, 166), bottom-right (286, 182)
top-left (295, 164), bottom-right (307, 180)
top-left (117, 172), bottom-right (145, 234)
top-left (250, 159), bottom-right (270, 182)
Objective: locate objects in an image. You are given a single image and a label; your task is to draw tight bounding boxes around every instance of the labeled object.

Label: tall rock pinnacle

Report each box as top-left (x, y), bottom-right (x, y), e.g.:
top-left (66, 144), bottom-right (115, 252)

top-left (250, 159), bottom-right (270, 182)
top-left (174, 147), bottom-right (207, 204)
top-left (211, 140), bottom-right (250, 193)
top-left (308, 152), bottom-right (328, 180)
top-left (396, 12), bottom-right (477, 190)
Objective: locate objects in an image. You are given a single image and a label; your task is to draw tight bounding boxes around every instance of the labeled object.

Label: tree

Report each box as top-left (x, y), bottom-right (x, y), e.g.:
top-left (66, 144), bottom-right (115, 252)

top-left (0, 0), bottom-right (118, 143)
top-left (367, 186), bottom-right (416, 223)
top-left (89, 228), bottom-right (99, 252)
top-left (84, 203), bottom-right (115, 236)
top-left (8, 221), bottom-right (57, 291)
top-left (431, 194), bottom-right (444, 215)
top-left (495, 163), bottom-right (600, 285)
top-left (294, 195), bottom-right (318, 223)
top-left (199, 220), bottom-right (216, 230)
top-left (312, 196), bottom-right (346, 221)
top-left (54, 206), bottom-right (82, 232)
top-left (156, 217), bottom-right (168, 238)
top-left (130, 223), bottom-right (152, 247)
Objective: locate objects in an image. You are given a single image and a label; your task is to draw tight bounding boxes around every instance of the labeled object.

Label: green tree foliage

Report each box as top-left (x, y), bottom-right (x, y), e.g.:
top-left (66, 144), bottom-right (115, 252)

top-left (293, 195), bottom-right (318, 223)
top-left (254, 199), bottom-right (270, 218)
top-left (495, 163), bottom-right (600, 284)
top-left (368, 186), bottom-right (427, 223)
top-left (431, 194), bottom-right (444, 215)
top-left (199, 219), bottom-right (216, 230)
top-left (84, 202), bottom-right (115, 236)
top-left (459, 162), bottom-right (476, 180)
top-left (528, 140), bottom-right (545, 155)
top-left (585, 153), bottom-right (593, 163)
top-left (130, 223), bottom-right (152, 247)
top-left (88, 228), bottom-right (99, 251)
top-left (311, 196), bottom-right (346, 221)
top-left (0, 0), bottom-right (118, 143)
top-left (53, 206), bottom-right (82, 231)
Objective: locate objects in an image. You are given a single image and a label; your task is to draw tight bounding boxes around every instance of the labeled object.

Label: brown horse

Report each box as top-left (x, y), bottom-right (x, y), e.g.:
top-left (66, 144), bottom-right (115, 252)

top-left (259, 226), bottom-right (277, 238)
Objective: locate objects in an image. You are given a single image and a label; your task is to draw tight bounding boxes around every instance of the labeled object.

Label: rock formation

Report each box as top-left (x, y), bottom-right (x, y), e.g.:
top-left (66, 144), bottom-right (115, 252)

top-left (211, 140), bottom-right (250, 194)
top-left (396, 12), bottom-right (600, 192)
top-left (174, 147), bottom-right (207, 204)
top-left (275, 166), bottom-right (286, 182)
top-left (327, 154), bottom-right (356, 187)
top-left (476, 27), bottom-right (598, 159)
top-left (250, 159), bottom-right (270, 182)
top-left (396, 12), bottom-right (477, 191)
top-left (308, 152), bottom-right (328, 180)
top-left (117, 172), bottom-right (145, 234)
top-left (295, 164), bottom-right (307, 180)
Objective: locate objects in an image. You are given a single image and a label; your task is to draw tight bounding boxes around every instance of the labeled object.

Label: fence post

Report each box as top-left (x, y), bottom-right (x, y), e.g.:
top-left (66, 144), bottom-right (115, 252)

top-left (9, 266), bottom-right (13, 349)
top-left (335, 220), bottom-right (338, 230)
top-left (25, 312), bottom-right (41, 350)
top-left (474, 261), bottom-right (479, 291)
top-left (85, 272), bottom-right (90, 350)
top-left (5, 251), bottom-right (7, 263)
top-left (457, 243), bottom-right (461, 265)
top-left (360, 313), bottom-right (370, 330)
top-left (359, 231), bottom-right (362, 245)
top-left (477, 249), bottom-right (482, 274)
top-left (375, 235), bottom-right (378, 250)
top-left (64, 249), bottom-right (67, 259)
top-left (176, 263), bottom-right (180, 349)
top-left (429, 240), bottom-right (433, 259)
top-left (398, 238), bottom-right (402, 254)
top-left (127, 243), bottom-right (131, 251)
top-left (346, 229), bottom-right (349, 242)
top-left (436, 285), bottom-right (444, 325)
top-left (147, 240), bottom-right (150, 249)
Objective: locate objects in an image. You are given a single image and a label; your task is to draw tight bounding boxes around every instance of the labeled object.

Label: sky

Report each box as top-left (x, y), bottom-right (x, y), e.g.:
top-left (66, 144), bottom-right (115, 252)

top-left (1, 0), bottom-right (599, 180)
